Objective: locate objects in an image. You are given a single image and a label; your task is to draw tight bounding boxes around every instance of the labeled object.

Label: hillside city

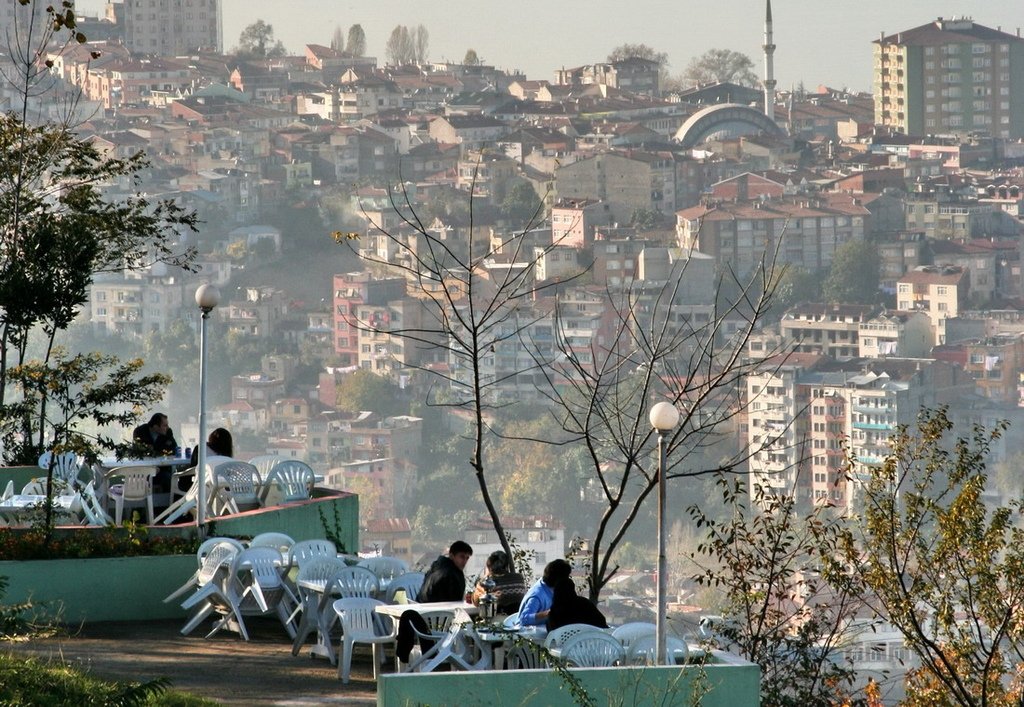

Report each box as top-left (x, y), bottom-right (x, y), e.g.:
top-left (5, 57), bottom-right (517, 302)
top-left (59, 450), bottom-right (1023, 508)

top-left (5, 1), bottom-right (1024, 701)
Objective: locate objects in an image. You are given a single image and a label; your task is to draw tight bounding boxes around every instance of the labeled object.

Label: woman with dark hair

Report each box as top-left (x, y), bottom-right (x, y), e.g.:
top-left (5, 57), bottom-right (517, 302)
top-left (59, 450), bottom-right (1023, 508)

top-left (518, 558), bottom-right (572, 626)
top-left (189, 427), bottom-right (234, 466)
top-left (472, 550), bottom-right (527, 614)
top-left (546, 576), bottom-right (608, 631)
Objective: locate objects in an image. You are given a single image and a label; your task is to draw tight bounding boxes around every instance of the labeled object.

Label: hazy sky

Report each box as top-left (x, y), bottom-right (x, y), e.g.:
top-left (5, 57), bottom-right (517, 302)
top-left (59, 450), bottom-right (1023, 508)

top-left (80, 1), bottom-right (1024, 92)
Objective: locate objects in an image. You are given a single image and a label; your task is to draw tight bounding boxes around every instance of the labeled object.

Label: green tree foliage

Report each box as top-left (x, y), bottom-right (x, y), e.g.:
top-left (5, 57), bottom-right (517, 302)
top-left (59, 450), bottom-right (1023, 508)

top-left (235, 19), bottom-right (287, 59)
top-left (689, 474), bottom-right (864, 705)
top-left (606, 43), bottom-right (668, 68)
top-left (841, 408), bottom-right (1024, 707)
top-left (682, 48), bottom-right (758, 87)
top-left (345, 24), bottom-right (366, 57)
top-left (335, 369), bottom-right (406, 417)
top-left (500, 181), bottom-right (543, 227)
top-left (629, 207), bottom-right (662, 229)
top-left (463, 49), bottom-right (482, 66)
top-left (772, 265), bottom-right (823, 314)
top-left (821, 240), bottom-right (880, 304)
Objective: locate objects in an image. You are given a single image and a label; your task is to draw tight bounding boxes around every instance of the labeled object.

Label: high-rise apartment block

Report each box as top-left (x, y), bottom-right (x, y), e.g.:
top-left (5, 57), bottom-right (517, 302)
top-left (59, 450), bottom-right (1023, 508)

top-left (874, 17), bottom-right (1024, 138)
top-left (118, 0), bottom-right (222, 55)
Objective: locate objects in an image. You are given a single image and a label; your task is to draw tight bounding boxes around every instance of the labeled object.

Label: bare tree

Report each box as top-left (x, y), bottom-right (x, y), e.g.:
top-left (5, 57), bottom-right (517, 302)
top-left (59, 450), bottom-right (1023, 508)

top-left (334, 174), bottom-right (571, 562)
top-left (330, 25), bottom-right (345, 54)
top-left (531, 248), bottom-right (789, 601)
top-left (346, 24), bottom-right (366, 57)
top-left (682, 48), bottom-right (758, 87)
top-left (413, 24), bottom-right (429, 65)
top-left (385, 25), bottom-right (415, 66)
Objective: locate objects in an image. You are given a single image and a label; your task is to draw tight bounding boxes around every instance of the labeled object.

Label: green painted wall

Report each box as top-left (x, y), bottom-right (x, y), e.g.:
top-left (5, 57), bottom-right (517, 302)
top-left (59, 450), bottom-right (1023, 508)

top-left (0, 494), bottom-right (359, 624)
top-left (0, 466), bottom-right (50, 492)
top-left (377, 661), bottom-right (761, 706)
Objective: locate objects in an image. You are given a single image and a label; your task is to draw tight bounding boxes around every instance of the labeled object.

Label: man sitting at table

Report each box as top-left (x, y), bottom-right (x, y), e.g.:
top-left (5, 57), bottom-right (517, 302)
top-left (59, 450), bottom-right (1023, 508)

top-left (132, 413), bottom-right (178, 493)
top-left (419, 540), bottom-right (473, 603)
top-left (396, 540), bottom-right (473, 664)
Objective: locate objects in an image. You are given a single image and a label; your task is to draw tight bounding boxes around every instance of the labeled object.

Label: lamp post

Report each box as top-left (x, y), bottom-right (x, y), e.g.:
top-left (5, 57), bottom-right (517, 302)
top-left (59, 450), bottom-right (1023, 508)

top-left (649, 400), bottom-right (679, 665)
top-left (195, 284), bottom-right (220, 533)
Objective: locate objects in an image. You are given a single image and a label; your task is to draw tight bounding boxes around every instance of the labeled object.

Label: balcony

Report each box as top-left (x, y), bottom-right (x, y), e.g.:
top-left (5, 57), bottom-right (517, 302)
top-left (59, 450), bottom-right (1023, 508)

top-left (853, 421), bottom-right (894, 431)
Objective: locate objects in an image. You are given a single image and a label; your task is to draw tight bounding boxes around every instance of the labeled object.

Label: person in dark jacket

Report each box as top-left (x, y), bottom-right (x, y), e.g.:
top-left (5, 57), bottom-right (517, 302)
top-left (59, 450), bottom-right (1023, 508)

top-left (419, 540), bottom-right (473, 603)
top-left (132, 413), bottom-right (178, 493)
top-left (396, 540), bottom-right (473, 663)
top-left (471, 550), bottom-right (527, 615)
top-left (546, 576), bottom-right (608, 631)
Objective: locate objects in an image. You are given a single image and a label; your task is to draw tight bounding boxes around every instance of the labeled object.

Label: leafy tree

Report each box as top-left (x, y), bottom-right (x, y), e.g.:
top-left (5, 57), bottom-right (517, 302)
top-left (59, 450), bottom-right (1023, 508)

top-left (841, 408), bottom-right (1024, 707)
top-left (346, 24), bottom-right (366, 57)
top-left (771, 265), bottom-right (823, 314)
top-left (235, 19), bottom-right (286, 59)
top-left (821, 240), bottom-right (880, 304)
top-left (689, 474), bottom-right (864, 705)
top-left (629, 207), bottom-right (662, 229)
top-left (463, 49), bottom-right (482, 66)
top-left (385, 25), bottom-right (416, 66)
top-left (335, 369), bottom-right (405, 417)
top-left (330, 25), bottom-right (345, 53)
top-left (0, 351), bottom-right (170, 539)
top-left (607, 43), bottom-right (669, 68)
top-left (682, 48), bottom-right (758, 87)
top-left (499, 180), bottom-right (543, 227)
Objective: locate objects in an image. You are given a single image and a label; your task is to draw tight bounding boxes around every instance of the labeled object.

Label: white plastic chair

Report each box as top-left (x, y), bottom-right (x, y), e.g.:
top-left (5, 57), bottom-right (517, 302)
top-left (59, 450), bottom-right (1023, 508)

top-left (502, 612), bottom-right (520, 630)
top-left (406, 610), bottom-right (490, 673)
top-left (506, 641), bottom-right (547, 669)
top-left (384, 572), bottom-right (425, 604)
top-left (626, 634), bottom-right (690, 665)
top-left (2, 480), bottom-right (13, 501)
top-left (105, 466), bottom-right (157, 525)
top-left (250, 532), bottom-right (295, 556)
top-left (559, 630), bottom-right (626, 667)
top-left (79, 481), bottom-right (113, 527)
top-left (38, 452), bottom-right (82, 487)
top-left (165, 538), bottom-right (246, 604)
top-left (290, 556), bottom-right (350, 662)
top-left (155, 471), bottom-right (231, 525)
top-left (333, 598), bottom-right (397, 683)
top-left (21, 476), bottom-right (70, 495)
top-left (247, 454), bottom-right (282, 478)
top-left (328, 565), bottom-right (379, 599)
top-left (179, 541), bottom-right (246, 636)
top-left (288, 539), bottom-right (337, 569)
top-left (260, 460), bottom-right (315, 506)
top-left (611, 621), bottom-right (657, 651)
top-left (358, 556), bottom-right (409, 586)
top-left (544, 623), bottom-right (605, 656)
top-left (212, 461), bottom-right (262, 511)
top-left (181, 546), bottom-right (296, 640)
top-left (401, 610), bottom-right (455, 672)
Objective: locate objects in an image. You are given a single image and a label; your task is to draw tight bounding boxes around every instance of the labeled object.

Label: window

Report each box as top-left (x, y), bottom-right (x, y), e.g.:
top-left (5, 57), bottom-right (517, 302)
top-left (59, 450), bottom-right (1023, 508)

top-left (97, 307), bottom-right (107, 316)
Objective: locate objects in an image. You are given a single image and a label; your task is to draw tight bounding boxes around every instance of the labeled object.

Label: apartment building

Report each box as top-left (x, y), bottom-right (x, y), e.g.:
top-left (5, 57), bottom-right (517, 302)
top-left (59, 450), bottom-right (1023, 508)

top-left (461, 516), bottom-right (566, 579)
top-left (120, 0), bottom-right (222, 55)
top-left (550, 198), bottom-right (610, 249)
top-left (858, 310), bottom-right (934, 358)
top-left (896, 265), bottom-right (970, 344)
top-left (962, 334), bottom-right (1024, 404)
top-left (873, 17), bottom-right (1024, 138)
top-left (332, 273), bottom-right (406, 367)
top-left (780, 303), bottom-right (878, 360)
top-left (88, 267), bottom-right (185, 337)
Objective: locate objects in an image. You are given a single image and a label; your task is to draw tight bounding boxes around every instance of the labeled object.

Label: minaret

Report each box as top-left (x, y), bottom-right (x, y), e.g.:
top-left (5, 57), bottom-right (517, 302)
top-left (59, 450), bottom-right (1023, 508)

top-left (763, 0), bottom-right (777, 123)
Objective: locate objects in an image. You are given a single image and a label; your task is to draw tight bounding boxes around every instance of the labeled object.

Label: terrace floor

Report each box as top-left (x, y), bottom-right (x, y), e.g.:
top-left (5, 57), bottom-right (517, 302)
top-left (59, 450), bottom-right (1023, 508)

top-left (3, 618), bottom-right (379, 705)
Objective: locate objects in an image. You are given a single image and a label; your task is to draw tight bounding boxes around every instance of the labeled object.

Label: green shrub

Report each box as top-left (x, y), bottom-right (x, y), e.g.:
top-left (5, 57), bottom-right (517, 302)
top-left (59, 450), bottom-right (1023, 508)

top-left (0, 525), bottom-right (197, 561)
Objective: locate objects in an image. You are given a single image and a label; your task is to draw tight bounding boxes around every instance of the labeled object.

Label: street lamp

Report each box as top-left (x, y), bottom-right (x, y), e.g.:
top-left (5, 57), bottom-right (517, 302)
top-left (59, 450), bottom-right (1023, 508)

top-left (195, 284), bottom-right (220, 533)
top-left (649, 400), bottom-right (680, 666)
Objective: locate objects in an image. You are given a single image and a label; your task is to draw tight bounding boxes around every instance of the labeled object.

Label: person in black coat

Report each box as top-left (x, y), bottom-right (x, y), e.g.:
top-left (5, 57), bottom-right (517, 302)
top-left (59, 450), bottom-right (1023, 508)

top-left (396, 540), bottom-right (473, 663)
top-left (546, 577), bottom-right (608, 631)
top-left (132, 413), bottom-right (178, 493)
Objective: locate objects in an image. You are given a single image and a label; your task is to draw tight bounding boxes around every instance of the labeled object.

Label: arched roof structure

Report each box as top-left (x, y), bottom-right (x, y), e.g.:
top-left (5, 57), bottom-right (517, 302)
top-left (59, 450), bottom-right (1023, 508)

top-left (674, 103), bottom-right (786, 148)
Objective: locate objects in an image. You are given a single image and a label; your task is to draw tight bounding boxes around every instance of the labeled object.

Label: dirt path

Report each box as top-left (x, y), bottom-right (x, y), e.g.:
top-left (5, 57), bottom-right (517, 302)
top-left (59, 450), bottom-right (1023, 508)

top-left (4, 619), bottom-right (379, 705)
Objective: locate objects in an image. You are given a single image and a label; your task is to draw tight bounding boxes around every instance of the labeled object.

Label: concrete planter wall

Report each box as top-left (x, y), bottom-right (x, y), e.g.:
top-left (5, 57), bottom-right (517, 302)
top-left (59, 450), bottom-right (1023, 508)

top-left (0, 493), bottom-right (360, 624)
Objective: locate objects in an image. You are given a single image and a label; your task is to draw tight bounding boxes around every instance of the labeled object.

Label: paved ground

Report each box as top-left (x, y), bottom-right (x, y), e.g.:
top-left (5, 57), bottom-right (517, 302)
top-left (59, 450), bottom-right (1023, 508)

top-left (3, 618), bottom-right (382, 705)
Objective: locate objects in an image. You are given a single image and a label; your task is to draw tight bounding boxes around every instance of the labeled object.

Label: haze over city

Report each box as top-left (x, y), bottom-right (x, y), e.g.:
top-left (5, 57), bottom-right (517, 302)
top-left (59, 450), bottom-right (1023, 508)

top-left (76, 0), bottom-right (1024, 90)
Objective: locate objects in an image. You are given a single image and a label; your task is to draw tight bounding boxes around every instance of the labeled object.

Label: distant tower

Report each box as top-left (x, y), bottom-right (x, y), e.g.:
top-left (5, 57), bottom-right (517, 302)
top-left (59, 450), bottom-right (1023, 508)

top-left (763, 0), bottom-right (777, 123)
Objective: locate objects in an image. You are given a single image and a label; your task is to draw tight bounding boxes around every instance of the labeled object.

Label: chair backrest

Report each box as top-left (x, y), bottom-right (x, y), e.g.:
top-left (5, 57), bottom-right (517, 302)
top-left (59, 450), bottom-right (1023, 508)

top-left (232, 546), bottom-right (285, 593)
top-left (288, 539), bottom-right (337, 568)
top-left (249, 532), bottom-right (295, 555)
top-left (611, 622), bottom-right (657, 650)
top-left (107, 466), bottom-right (157, 502)
top-left (627, 634), bottom-right (689, 665)
top-left (247, 454), bottom-right (282, 477)
top-left (384, 572), bottom-right (425, 604)
top-left (358, 556), bottom-right (409, 584)
top-left (38, 452), bottom-right (81, 486)
top-left (333, 597), bottom-right (387, 640)
top-left (328, 565), bottom-right (379, 599)
top-left (197, 537), bottom-right (246, 566)
top-left (197, 541), bottom-right (242, 585)
top-left (544, 623), bottom-right (605, 651)
top-left (213, 461), bottom-right (262, 507)
top-left (295, 556), bottom-right (348, 587)
top-left (560, 631), bottom-right (626, 668)
top-left (262, 460), bottom-right (315, 505)
top-left (21, 476), bottom-right (68, 496)
top-left (2, 480), bottom-right (13, 501)
top-left (502, 612), bottom-right (520, 630)
top-left (416, 610), bottom-right (454, 635)
top-left (506, 641), bottom-right (546, 669)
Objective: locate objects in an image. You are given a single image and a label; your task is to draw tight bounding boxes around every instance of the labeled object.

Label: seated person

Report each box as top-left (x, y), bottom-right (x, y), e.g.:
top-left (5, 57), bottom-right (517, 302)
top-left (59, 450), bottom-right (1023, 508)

top-left (546, 576), bottom-right (608, 631)
top-left (132, 413), bottom-right (178, 493)
top-left (396, 540), bottom-right (473, 663)
top-left (518, 559), bottom-right (571, 627)
top-left (183, 428), bottom-right (234, 493)
top-left (472, 550), bottom-right (527, 615)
